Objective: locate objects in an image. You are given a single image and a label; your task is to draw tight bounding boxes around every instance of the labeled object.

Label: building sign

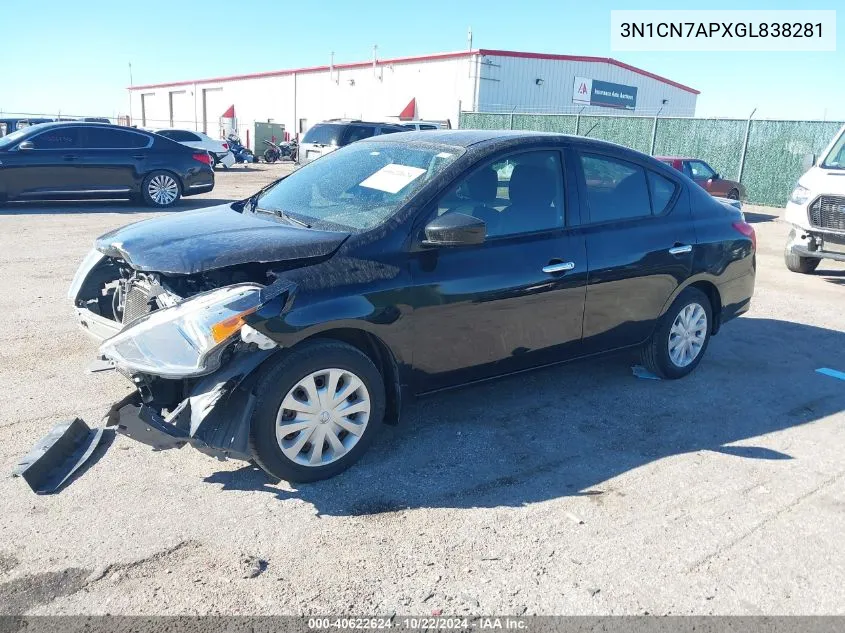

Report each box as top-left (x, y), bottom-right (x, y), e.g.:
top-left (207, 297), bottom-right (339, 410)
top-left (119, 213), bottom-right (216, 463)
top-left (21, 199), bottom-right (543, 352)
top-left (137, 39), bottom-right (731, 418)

top-left (573, 76), bottom-right (638, 110)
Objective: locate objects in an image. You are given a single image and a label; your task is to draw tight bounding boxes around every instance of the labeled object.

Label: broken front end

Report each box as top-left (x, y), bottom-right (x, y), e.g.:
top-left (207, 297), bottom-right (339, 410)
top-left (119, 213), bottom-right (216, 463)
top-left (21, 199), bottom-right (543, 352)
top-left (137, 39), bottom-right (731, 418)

top-left (16, 250), bottom-right (291, 493)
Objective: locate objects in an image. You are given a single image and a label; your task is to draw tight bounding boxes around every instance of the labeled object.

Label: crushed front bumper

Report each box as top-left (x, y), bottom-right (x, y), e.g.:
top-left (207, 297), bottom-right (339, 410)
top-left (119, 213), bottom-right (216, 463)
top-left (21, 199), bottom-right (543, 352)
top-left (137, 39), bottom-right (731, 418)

top-left (14, 349), bottom-right (275, 494)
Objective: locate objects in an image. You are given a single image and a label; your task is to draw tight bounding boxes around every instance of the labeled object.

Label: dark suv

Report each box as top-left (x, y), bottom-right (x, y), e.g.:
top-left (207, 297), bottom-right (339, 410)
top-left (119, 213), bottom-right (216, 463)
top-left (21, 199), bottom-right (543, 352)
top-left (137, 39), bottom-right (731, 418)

top-left (298, 120), bottom-right (409, 165)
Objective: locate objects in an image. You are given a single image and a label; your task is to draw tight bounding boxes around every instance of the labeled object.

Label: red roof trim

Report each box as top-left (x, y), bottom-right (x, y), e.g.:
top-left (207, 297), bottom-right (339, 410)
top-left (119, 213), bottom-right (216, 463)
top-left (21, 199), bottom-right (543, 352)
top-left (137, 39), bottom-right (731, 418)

top-left (128, 48), bottom-right (698, 96)
top-left (477, 49), bottom-right (699, 95)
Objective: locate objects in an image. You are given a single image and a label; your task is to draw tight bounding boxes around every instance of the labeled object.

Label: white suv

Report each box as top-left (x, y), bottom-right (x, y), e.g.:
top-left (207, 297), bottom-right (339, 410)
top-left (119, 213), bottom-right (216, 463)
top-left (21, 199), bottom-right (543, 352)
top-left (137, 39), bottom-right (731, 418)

top-left (784, 124), bottom-right (845, 273)
top-left (298, 120), bottom-right (409, 165)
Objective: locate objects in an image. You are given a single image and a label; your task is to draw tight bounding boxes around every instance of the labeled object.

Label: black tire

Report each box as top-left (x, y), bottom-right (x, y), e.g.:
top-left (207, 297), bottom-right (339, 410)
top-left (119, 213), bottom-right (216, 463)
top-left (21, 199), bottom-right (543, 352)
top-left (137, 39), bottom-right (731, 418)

top-left (263, 149), bottom-right (277, 164)
top-left (641, 287), bottom-right (713, 379)
top-left (249, 339), bottom-right (385, 483)
top-left (784, 249), bottom-right (820, 274)
top-left (728, 189), bottom-right (740, 200)
top-left (141, 171), bottom-right (182, 208)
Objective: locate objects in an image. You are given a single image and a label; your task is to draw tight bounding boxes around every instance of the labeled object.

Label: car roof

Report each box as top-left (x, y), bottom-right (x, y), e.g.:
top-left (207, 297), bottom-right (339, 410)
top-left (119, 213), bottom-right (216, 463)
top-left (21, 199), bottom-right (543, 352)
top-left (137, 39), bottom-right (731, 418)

top-left (18, 121), bottom-right (150, 133)
top-left (316, 120), bottom-right (407, 127)
top-left (654, 156), bottom-right (696, 161)
top-left (370, 129), bottom-right (573, 148)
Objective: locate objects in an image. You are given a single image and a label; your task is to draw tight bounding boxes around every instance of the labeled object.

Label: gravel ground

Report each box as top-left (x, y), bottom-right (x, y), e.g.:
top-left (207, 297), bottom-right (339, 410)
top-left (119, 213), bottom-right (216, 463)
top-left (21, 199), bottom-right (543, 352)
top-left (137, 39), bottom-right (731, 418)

top-left (1, 163), bottom-right (844, 616)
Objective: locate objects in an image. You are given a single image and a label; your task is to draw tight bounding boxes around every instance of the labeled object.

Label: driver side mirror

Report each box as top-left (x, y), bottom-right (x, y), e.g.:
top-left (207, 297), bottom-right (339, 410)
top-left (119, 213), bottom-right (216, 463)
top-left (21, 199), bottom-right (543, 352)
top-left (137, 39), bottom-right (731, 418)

top-left (17, 140), bottom-right (34, 151)
top-left (711, 172), bottom-right (720, 180)
top-left (801, 153), bottom-right (816, 172)
top-left (422, 212), bottom-right (486, 247)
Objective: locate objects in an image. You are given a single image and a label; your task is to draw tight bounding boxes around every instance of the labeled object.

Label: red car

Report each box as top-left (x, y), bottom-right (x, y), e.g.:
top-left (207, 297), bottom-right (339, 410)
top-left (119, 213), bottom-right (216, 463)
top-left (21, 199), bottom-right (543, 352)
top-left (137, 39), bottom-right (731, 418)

top-left (656, 156), bottom-right (745, 201)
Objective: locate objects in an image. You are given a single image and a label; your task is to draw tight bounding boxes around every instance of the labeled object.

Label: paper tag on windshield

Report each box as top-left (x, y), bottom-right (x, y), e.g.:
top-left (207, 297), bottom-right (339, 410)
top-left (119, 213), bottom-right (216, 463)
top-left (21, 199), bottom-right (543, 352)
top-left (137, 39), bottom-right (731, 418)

top-left (360, 164), bottom-right (426, 194)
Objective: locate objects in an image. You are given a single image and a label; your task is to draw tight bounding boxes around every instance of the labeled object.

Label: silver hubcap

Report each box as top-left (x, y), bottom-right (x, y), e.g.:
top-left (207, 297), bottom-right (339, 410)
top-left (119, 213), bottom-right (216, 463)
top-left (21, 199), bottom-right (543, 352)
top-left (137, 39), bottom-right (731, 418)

top-left (668, 302), bottom-right (707, 368)
top-left (148, 175), bottom-right (178, 205)
top-left (275, 368), bottom-right (370, 467)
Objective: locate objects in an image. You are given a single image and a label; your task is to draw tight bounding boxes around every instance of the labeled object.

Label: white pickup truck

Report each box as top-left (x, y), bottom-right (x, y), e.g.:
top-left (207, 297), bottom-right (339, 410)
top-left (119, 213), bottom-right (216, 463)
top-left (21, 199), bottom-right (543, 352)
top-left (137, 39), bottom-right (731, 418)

top-left (783, 124), bottom-right (845, 273)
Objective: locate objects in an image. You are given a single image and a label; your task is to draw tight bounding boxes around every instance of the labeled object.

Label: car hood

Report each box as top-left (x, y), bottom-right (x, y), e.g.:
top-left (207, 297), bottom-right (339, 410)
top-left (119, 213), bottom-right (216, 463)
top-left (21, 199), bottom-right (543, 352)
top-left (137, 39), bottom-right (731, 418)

top-left (798, 167), bottom-right (845, 197)
top-left (95, 204), bottom-right (350, 275)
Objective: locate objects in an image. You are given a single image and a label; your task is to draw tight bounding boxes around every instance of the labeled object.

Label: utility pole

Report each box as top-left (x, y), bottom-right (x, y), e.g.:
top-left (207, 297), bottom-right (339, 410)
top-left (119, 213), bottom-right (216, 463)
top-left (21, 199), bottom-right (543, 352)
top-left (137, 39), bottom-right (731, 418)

top-left (128, 62), bottom-right (134, 125)
top-left (737, 107), bottom-right (757, 182)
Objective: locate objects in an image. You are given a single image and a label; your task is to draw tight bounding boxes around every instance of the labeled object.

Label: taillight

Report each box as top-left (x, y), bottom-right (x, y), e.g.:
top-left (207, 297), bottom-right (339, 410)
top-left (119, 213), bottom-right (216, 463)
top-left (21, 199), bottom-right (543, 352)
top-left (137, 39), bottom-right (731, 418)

top-left (192, 152), bottom-right (212, 165)
top-left (222, 143), bottom-right (229, 150)
top-left (732, 221), bottom-right (756, 251)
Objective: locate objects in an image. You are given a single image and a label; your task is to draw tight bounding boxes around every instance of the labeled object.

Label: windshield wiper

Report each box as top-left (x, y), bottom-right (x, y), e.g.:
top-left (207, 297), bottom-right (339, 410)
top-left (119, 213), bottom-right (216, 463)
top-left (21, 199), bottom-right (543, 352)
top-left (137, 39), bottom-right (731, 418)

top-left (244, 192), bottom-right (261, 213)
top-left (272, 209), bottom-right (312, 228)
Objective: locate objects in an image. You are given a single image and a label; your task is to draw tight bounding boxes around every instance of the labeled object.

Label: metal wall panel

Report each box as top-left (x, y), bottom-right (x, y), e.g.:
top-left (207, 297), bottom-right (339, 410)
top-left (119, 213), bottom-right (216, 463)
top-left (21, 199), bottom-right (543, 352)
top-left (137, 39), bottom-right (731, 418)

top-left (129, 56), bottom-right (476, 145)
top-left (476, 55), bottom-right (697, 117)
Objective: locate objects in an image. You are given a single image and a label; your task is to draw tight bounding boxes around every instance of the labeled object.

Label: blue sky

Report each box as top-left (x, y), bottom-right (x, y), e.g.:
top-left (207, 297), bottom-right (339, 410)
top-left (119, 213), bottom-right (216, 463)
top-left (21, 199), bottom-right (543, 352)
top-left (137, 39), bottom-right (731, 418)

top-left (2, 0), bottom-right (841, 121)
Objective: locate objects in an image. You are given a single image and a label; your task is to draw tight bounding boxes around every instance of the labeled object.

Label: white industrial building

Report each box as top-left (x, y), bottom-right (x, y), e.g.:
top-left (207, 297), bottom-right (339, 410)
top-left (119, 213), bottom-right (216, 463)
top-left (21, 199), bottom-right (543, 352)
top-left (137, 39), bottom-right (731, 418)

top-left (128, 48), bottom-right (698, 148)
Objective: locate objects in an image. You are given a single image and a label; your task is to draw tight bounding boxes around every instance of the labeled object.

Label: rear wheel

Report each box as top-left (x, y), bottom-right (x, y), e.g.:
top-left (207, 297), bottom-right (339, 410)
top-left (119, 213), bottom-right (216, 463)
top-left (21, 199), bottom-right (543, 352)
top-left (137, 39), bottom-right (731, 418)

top-left (141, 171), bottom-right (181, 208)
top-left (641, 287), bottom-right (712, 379)
top-left (249, 340), bottom-right (385, 482)
top-left (784, 249), bottom-right (820, 274)
top-left (728, 188), bottom-right (740, 200)
top-left (263, 149), bottom-right (277, 164)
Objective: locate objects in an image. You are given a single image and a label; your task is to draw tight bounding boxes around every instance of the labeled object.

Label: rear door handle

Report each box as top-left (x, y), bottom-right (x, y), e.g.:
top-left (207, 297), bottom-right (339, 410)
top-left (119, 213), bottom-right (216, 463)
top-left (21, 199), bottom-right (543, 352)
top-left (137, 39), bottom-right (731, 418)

top-left (668, 244), bottom-right (692, 255)
top-left (63, 154), bottom-right (79, 161)
top-left (542, 261), bottom-right (575, 274)
top-left (132, 154), bottom-right (146, 160)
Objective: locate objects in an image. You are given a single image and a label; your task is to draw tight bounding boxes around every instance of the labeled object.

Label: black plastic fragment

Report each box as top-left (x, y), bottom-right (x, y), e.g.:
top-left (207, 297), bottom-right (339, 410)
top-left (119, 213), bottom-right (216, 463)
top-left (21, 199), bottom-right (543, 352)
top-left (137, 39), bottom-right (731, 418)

top-left (114, 403), bottom-right (189, 450)
top-left (13, 418), bottom-right (105, 494)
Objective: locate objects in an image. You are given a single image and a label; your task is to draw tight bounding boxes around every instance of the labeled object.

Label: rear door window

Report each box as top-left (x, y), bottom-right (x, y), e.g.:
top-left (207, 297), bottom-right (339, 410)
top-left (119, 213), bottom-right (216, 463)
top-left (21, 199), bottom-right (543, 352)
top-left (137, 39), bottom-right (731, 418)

top-left (580, 153), bottom-right (652, 222)
top-left (83, 127), bottom-right (150, 149)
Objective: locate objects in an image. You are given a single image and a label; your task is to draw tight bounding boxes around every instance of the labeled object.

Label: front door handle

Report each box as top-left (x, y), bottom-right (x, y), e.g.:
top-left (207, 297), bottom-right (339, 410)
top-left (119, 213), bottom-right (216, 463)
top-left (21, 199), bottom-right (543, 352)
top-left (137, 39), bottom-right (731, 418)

top-left (132, 154), bottom-right (146, 160)
top-left (668, 244), bottom-right (692, 255)
top-left (542, 261), bottom-right (575, 274)
top-left (63, 154), bottom-right (79, 161)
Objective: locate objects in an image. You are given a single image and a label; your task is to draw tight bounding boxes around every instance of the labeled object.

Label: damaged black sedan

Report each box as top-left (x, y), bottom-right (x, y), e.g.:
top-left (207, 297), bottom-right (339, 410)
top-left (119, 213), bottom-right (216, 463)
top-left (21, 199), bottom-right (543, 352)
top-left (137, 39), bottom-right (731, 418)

top-left (35, 130), bottom-right (755, 486)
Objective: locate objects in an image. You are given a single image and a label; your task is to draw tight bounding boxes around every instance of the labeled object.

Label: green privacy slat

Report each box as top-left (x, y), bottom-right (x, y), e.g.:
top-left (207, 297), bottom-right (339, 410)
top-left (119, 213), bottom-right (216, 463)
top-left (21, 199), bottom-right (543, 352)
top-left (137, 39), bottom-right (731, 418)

top-left (741, 120), bottom-right (843, 207)
top-left (653, 118), bottom-right (747, 186)
top-left (459, 112), bottom-right (844, 207)
top-left (512, 114), bottom-right (578, 134)
top-left (577, 115), bottom-right (652, 154)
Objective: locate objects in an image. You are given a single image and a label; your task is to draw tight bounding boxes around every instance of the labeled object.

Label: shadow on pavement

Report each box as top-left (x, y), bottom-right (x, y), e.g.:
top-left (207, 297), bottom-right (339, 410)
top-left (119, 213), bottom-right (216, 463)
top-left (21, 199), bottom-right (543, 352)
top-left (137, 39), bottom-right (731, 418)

top-left (206, 317), bottom-right (845, 516)
top-left (0, 198), bottom-right (234, 216)
top-left (744, 210), bottom-right (779, 223)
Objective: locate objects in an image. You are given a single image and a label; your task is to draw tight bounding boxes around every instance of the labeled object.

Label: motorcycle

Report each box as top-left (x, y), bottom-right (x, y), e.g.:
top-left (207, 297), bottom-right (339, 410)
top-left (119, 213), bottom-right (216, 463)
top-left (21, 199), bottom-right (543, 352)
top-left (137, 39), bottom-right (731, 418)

top-left (263, 138), bottom-right (298, 163)
top-left (226, 134), bottom-right (256, 164)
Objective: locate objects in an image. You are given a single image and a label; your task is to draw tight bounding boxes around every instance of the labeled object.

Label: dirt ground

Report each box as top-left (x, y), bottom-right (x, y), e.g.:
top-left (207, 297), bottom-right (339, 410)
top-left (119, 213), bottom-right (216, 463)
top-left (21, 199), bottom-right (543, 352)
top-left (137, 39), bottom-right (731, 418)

top-left (1, 162), bottom-right (844, 615)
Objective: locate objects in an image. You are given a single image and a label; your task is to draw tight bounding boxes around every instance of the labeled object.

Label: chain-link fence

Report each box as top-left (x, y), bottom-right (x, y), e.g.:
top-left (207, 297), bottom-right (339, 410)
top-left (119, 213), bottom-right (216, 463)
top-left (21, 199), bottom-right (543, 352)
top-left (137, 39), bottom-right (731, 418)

top-left (460, 111), bottom-right (843, 207)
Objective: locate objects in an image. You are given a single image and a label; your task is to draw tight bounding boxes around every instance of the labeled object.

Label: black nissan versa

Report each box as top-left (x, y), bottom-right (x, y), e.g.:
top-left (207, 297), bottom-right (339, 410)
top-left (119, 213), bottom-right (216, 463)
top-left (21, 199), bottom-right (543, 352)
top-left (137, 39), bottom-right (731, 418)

top-left (22, 130), bottom-right (756, 488)
top-left (0, 122), bottom-right (214, 207)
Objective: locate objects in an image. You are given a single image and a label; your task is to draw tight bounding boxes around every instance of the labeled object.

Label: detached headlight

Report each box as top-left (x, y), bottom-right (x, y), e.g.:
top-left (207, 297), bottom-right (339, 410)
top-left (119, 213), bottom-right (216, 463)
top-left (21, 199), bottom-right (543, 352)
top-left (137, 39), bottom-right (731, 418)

top-left (99, 284), bottom-right (265, 378)
top-left (789, 185), bottom-right (812, 205)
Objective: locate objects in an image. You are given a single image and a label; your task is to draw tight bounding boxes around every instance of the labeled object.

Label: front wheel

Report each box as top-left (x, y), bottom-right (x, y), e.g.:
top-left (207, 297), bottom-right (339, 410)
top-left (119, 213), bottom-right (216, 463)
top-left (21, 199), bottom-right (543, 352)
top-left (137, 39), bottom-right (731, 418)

top-left (641, 287), bottom-right (712, 379)
top-left (249, 340), bottom-right (385, 482)
top-left (784, 249), bottom-right (820, 274)
top-left (141, 171), bottom-right (181, 208)
top-left (727, 189), bottom-right (740, 200)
